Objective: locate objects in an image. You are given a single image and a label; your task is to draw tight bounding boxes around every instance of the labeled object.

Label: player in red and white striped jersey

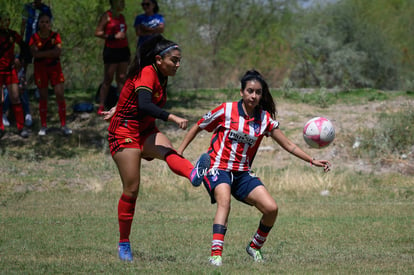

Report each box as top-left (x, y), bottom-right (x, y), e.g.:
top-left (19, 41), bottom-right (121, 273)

top-left (178, 70), bottom-right (331, 266)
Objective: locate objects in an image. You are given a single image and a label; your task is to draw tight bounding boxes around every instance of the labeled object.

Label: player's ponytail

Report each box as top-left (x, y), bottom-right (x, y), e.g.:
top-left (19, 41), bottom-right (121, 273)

top-left (126, 34), bottom-right (179, 80)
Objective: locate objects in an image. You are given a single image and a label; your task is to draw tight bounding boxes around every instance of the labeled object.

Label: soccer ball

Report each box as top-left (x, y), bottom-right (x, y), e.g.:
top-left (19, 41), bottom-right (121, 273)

top-left (303, 117), bottom-right (335, 148)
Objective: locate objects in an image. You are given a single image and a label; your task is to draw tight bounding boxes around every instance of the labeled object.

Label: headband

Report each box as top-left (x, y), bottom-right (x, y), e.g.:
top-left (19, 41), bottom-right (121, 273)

top-left (158, 45), bottom-right (179, 56)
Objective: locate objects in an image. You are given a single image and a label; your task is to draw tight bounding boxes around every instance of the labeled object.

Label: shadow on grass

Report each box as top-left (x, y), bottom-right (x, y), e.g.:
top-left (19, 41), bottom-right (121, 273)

top-left (0, 112), bottom-right (108, 160)
top-left (0, 88), bottom-right (234, 160)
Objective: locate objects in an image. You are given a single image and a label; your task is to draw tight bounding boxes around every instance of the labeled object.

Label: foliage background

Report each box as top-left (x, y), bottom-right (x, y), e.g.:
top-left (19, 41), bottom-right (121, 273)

top-left (2, 0), bottom-right (414, 91)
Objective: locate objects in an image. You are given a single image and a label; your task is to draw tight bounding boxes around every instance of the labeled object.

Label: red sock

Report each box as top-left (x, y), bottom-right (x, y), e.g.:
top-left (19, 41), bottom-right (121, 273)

top-left (12, 104), bottom-right (24, 130)
top-left (0, 104), bottom-right (3, 130)
top-left (39, 99), bottom-right (48, 127)
top-left (211, 224), bottom-right (227, 256)
top-left (165, 151), bottom-right (193, 179)
top-left (97, 105), bottom-right (104, 115)
top-left (57, 100), bottom-right (66, 126)
top-left (118, 193), bottom-right (137, 243)
top-left (211, 233), bottom-right (225, 256)
top-left (250, 222), bottom-right (272, 250)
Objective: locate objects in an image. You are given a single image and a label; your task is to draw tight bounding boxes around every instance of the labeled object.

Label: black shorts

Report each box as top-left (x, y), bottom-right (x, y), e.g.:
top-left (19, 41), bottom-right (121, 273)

top-left (103, 46), bottom-right (130, 64)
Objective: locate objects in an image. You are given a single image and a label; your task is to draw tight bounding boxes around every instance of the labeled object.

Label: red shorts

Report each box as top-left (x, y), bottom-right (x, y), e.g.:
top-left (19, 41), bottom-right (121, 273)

top-left (0, 70), bottom-right (18, 86)
top-left (108, 119), bottom-right (159, 157)
top-left (34, 62), bottom-right (65, 88)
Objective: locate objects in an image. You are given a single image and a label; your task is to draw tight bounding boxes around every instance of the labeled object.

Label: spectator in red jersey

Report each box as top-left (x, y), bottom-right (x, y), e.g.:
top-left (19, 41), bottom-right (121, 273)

top-left (29, 13), bottom-right (72, 136)
top-left (178, 69), bottom-right (331, 267)
top-left (95, 0), bottom-right (130, 115)
top-left (0, 11), bottom-right (30, 138)
top-left (107, 34), bottom-right (210, 262)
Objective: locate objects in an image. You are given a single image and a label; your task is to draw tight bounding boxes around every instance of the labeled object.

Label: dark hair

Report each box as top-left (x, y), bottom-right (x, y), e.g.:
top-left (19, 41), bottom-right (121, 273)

top-left (110, 0), bottom-right (124, 8)
top-left (150, 0), bottom-right (160, 14)
top-left (38, 12), bottom-right (51, 21)
top-left (241, 70), bottom-right (277, 119)
top-left (126, 34), bottom-right (179, 79)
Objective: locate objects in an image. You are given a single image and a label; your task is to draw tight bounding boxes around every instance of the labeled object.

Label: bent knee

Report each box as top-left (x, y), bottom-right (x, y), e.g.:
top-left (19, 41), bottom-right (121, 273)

top-left (264, 202), bottom-right (278, 217)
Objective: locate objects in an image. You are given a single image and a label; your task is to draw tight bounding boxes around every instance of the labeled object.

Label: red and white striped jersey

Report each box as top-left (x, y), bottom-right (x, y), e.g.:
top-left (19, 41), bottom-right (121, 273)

top-left (197, 100), bottom-right (279, 172)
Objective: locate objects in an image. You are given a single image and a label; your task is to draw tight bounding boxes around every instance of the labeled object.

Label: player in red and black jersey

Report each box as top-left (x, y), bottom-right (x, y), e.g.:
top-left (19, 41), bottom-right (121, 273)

top-left (107, 34), bottom-right (210, 262)
top-left (178, 70), bottom-right (331, 266)
top-left (0, 11), bottom-right (30, 138)
top-left (29, 13), bottom-right (71, 136)
top-left (95, 0), bottom-right (130, 115)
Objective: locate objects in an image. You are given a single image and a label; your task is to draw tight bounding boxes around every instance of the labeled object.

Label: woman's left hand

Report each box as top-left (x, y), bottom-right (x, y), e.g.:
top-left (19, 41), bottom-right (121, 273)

top-left (311, 159), bottom-right (331, 172)
top-left (101, 106), bottom-right (116, 121)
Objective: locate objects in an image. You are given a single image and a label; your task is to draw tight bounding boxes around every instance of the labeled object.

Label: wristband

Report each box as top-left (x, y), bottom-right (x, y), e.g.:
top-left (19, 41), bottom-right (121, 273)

top-left (310, 158), bottom-right (314, 166)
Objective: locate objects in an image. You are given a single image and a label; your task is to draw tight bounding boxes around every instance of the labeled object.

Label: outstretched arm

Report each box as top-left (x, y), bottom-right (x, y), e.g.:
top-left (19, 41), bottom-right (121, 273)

top-left (177, 124), bottom-right (203, 156)
top-left (271, 127), bottom-right (331, 172)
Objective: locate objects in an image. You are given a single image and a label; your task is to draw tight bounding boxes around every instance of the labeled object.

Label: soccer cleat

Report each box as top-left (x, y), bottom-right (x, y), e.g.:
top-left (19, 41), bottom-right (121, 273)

top-left (190, 153), bottom-right (210, 187)
top-left (246, 243), bottom-right (264, 262)
top-left (3, 116), bottom-right (10, 127)
top-left (208, 255), bottom-right (222, 266)
top-left (118, 242), bottom-right (133, 262)
top-left (61, 125), bottom-right (73, 136)
top-left (19, 129), bottom-right (29, 138)
top-left (0, 129), bottom-right (4, 139)
top-left (25, 114), bottom-right (33, 127)
top-left (38, 127), bottom-right (48, 136)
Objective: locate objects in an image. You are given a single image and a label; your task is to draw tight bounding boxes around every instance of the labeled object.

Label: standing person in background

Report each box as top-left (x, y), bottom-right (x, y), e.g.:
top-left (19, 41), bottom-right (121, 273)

top-left (29, 13), bottom-right (72, 136)
top-left (134, 0), bottom-right (164, 48)
top-left (19, 0), bottom-right (53, 126)
top-left (0, 11), bottom-right (30, 138)
top-left (178, 70), bottom-right (331, 266)
top-left (95, 0), bottom-right (130, 116)
top-left (108, 34), bottom-right (210, 262)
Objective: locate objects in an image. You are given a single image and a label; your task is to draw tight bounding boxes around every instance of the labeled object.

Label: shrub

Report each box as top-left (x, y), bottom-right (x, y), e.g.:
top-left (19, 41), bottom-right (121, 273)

top-left (356, 104), bottom-right (414, 158)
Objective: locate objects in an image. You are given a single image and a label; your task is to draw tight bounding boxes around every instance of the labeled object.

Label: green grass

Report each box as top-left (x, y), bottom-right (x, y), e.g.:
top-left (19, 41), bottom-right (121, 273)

top-left (0, 89), bottom-right (413, 274)
top-left (1, 169), bottom-right (412, 274)
top-left (274, 88), bottom-right (414, 108)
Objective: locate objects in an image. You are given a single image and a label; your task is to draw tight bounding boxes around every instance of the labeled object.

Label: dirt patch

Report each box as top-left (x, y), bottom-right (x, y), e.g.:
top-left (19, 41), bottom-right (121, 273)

top-left (273, 97), bottom-right (414, 175)
top-left (1, 96), bottom-right (413, 177)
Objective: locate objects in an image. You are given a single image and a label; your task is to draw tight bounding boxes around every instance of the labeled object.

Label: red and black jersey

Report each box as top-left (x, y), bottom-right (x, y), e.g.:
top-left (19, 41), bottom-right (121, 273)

top-left (29, 31), bottom-right (61, 66)
top-left (108, 64), bottom-right (168, 134)
top-left (0, 29), bottom-right (26, 72)
top-left (198, 101), bottom-right (279, 172)
top-left (104, 10), bottom-right (128, 48)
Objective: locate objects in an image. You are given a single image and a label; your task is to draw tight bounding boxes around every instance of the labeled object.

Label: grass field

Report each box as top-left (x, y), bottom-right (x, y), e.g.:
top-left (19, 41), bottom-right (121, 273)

top-left (0, 88), bottom-right (413, 274)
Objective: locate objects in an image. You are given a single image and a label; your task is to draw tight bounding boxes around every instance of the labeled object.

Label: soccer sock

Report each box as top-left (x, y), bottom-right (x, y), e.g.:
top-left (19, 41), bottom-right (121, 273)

top-left (11, 103), bottom-right (24, 131)
top-left (0, 104), bottom-right (4, 130)
top-left (250, 221), bottom-right (273, 250)
top-left (164, 150), bottom-right (193, 179)
top-left (118, 193), bottom-right (137, 243)
top-left (39, 99), bottom-right (48, 127)
top-left (97, 105), bottom-right (104, 114)
top-left (57, 100), bottom-right (66, 127)
top-left (211, 224), bottom-right (227, 256)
